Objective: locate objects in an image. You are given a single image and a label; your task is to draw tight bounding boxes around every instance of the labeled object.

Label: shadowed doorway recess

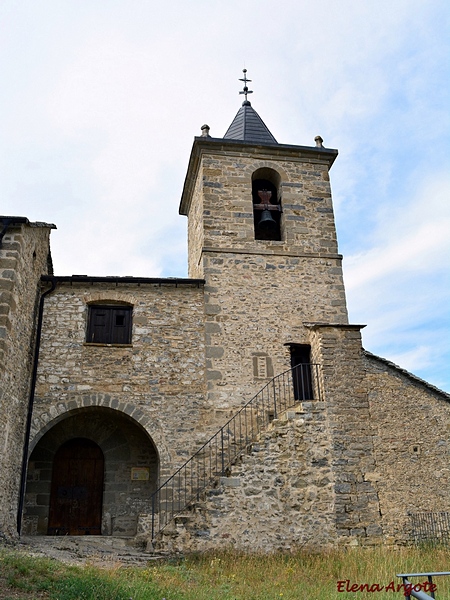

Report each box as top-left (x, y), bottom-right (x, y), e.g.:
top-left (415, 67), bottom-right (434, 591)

top-left (48, 438), bottom-right (104, 535)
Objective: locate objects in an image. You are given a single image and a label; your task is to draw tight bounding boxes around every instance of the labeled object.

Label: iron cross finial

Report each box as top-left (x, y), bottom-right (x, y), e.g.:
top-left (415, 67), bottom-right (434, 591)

top-left (239, 68), bottom-right (253, 103)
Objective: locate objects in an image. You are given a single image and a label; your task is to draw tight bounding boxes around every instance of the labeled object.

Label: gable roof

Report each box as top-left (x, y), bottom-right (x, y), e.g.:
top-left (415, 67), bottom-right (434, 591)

top-left (363, 350), bottom-right (450, 400)
top-left (223, 101), bottom-right (277, 145)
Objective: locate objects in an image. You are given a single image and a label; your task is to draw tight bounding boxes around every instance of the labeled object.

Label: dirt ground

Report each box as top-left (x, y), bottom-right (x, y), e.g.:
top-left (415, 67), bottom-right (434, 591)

top-left (9, 535), bottom-right (160, 567)
top-left (0, 535), bottom-right (162, 598)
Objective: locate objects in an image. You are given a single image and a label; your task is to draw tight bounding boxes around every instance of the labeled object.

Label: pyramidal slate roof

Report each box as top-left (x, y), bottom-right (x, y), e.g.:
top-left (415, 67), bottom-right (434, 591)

top-left (223, 100), bottom-right (277, 145)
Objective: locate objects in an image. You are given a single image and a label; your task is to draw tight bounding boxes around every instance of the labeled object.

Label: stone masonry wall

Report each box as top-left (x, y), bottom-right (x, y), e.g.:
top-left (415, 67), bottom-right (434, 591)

top-left (309, 325), bottom-right (383, 545)
top-left (183, 147), bottom-right (349, 422)
top-left (187, 161), bottom-right (204, 279)
top-left (364, 353), bottom-right (450, 545)
top-left (32, 282), bottom-right (213, 483)
top-left (203, 253), bottom-right (348, 414)
top-left (197, 149), bottom-right (342, 256)
top-left (156, 403), bottom-right (336, 553)
top-left (0, 221), bottom-right (52, 536)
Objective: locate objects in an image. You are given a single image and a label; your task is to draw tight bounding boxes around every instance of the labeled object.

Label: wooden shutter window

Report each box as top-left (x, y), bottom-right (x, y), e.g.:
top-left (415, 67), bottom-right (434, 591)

top-left (87, 305), bottom-right (132, 344)
top-left (111, 308), bottom-right (131, 344)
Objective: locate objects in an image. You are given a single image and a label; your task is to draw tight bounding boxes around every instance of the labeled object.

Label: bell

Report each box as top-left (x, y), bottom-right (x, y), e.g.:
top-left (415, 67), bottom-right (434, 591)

top-left (257, 209), bottom-right (277, 232)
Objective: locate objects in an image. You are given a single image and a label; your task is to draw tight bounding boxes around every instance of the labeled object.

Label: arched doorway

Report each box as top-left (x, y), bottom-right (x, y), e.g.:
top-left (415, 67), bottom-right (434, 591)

top-left (48, 438), bottom-right (104, 535)
top-left (23, 407), bottom-right (159, 536)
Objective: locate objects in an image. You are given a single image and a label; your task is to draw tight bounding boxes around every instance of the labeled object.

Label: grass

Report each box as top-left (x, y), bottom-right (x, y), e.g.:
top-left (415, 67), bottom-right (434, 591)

top-left (0, 544), bottom-right (449, 599)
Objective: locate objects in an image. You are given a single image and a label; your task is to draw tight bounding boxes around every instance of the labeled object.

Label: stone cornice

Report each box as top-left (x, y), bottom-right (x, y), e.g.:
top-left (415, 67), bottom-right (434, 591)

top-left (201, 246), bottom-right (343, 260)
top-left (303, 322), bottom-right (366, 330)
top-left (0, 216), bottom-right (56, 229)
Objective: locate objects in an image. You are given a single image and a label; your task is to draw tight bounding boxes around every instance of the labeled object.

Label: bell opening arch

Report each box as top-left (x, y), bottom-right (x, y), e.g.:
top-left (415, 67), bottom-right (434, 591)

top-left (251, 167), bottom-right (283, 241)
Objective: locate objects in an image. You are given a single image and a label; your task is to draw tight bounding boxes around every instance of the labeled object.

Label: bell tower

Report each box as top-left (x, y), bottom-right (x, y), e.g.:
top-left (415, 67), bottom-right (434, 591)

top-left (179, 71), bottom-right (349, 410)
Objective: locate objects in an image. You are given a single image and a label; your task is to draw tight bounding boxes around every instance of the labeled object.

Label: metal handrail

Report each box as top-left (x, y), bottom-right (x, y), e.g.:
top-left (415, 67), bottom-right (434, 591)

top-left (150, 363), bottom-right (322, 539)
top-left (397, 572), bottom-right (450, 599)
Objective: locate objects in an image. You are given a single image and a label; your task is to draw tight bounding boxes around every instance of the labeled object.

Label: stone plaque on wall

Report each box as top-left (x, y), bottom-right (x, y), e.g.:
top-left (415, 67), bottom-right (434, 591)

top-left (131, 467), bottom-right (149, 481)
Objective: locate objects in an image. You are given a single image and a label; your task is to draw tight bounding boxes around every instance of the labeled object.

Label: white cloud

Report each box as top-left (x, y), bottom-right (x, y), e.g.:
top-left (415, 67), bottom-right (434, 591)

top-left (344, 174), bottom-right (450, 287)
top-left (342, 173), bottom-right (449, 388)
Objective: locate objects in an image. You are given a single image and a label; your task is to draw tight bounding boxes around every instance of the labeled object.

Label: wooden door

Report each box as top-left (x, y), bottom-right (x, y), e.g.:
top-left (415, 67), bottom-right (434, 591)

top-left (48, 438), bottom-right (104, 535)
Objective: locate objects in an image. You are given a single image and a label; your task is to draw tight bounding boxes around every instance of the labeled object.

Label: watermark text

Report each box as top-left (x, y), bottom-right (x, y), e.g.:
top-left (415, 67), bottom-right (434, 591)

top-left (337, 579), bottom-right (437, 595)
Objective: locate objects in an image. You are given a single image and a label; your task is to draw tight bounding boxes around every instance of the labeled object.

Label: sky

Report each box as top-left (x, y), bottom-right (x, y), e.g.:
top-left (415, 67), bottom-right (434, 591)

top-left (1, 0), bottom-right (449, 392)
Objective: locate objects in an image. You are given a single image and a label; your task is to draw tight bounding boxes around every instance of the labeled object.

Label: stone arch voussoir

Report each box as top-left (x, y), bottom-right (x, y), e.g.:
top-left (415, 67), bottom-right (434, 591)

top-left (29, 394), bottom-right (170, 462)
top-left (83, 291), bottom-right (139, 306)
top-left (244, 160), bottom-right (289, 183)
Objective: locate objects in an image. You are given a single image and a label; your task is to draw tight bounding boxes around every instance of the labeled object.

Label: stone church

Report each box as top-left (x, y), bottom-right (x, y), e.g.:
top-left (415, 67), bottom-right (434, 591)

top-left (1, 82), bottom-right (449, 552)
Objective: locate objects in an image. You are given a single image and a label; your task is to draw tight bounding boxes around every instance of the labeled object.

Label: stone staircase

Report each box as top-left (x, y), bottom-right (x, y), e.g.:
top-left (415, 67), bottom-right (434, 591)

top-left (146, 365), bottom-right (324, 548)
top-left (149, 402), bottom-right (337, 553)
top-left (15, 402), bottom-right (335, 559)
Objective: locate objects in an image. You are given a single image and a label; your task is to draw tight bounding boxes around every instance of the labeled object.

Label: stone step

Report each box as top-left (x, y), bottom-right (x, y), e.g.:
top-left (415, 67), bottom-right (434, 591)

top-left (17, 535), bottom-right (165, 565)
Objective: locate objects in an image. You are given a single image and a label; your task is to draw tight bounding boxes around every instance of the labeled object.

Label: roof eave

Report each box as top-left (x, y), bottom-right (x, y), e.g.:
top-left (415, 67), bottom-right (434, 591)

top-left (363, 350), bottom-right (450, 401)
top-left (0, 216), bottom-right (56, 229)
top-left (41, 274), bottom-right (205, 286)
